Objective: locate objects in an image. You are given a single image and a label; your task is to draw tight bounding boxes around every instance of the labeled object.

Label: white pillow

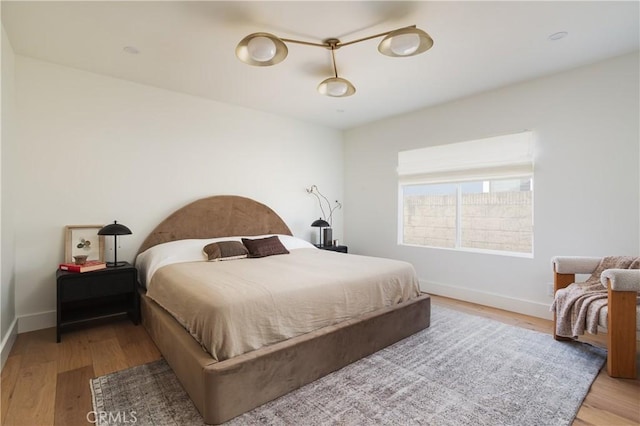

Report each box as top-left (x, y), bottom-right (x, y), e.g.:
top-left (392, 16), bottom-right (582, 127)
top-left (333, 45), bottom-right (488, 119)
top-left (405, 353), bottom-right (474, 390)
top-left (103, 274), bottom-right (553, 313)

top-left (135, 234), bottom-right (315, 287)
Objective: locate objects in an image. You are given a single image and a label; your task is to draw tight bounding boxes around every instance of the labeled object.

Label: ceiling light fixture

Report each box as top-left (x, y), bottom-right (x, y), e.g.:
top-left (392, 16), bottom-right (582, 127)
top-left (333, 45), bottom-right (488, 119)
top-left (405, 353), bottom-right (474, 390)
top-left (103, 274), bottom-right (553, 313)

top-left (236, 25), bottom-right (433, 98)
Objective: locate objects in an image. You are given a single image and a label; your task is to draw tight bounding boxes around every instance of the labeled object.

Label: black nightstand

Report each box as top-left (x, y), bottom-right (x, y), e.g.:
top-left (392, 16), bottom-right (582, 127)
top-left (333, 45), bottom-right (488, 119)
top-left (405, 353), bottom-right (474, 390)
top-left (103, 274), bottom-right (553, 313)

top-left (56, 262), bottom-right (139, 342)
top-left (315, 244), bottom-right (348, 253)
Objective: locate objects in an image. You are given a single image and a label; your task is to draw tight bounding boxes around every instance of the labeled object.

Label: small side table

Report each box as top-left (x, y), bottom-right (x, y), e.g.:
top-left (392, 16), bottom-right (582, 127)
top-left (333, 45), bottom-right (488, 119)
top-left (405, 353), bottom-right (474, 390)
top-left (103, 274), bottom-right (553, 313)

top-left (315, 244), bottom-right (348, 254)
top-left (56, 262), bottom-right (139, 342)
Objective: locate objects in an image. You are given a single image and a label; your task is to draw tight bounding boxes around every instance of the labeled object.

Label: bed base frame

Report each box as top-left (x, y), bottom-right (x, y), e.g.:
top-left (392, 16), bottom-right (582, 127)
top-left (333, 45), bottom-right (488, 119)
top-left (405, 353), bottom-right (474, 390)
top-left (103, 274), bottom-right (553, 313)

top-left (141, 291), bottom-right (431, 424)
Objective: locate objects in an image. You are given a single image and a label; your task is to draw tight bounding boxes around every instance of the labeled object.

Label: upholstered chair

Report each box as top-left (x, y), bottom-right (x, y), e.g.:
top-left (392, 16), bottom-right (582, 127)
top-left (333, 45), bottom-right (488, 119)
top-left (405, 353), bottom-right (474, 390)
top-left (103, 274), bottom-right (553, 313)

top-left (552, 256), bottom-right (640, 379)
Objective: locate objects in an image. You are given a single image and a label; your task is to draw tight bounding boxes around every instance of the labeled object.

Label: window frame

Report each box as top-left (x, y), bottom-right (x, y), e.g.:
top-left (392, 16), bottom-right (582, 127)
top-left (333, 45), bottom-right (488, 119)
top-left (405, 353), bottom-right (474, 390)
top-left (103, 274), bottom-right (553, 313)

top-left (397, 175), bottom-right (534, 258)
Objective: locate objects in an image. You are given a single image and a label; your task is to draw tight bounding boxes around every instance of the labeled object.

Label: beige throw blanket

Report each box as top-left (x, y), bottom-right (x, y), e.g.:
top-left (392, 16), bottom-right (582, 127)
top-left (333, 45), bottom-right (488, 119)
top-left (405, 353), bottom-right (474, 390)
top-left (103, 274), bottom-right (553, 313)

top-left (551, 256), bottom-right (640, 338)
top-left (147, 248), bottom-right (421, 361)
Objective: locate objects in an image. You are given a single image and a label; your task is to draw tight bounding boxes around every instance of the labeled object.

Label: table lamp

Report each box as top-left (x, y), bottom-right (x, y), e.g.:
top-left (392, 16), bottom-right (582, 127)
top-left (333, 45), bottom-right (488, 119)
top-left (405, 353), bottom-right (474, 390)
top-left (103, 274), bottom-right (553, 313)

top-left (98, 220), bottom-right (132, 267)
top-left (311, 218), bottom-right (330, 246)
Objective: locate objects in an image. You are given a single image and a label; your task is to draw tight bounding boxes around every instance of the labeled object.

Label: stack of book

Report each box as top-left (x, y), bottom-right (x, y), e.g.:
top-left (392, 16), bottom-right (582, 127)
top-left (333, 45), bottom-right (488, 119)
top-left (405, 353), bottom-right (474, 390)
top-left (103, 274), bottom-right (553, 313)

top-left (59, 260), bottom-right (107, 273)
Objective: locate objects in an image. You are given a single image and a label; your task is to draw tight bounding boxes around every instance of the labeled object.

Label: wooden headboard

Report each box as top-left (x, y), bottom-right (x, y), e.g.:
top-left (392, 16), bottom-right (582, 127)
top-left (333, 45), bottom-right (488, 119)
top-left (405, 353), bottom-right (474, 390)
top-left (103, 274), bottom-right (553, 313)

top-left (137, 195), bottom-right (292, 254)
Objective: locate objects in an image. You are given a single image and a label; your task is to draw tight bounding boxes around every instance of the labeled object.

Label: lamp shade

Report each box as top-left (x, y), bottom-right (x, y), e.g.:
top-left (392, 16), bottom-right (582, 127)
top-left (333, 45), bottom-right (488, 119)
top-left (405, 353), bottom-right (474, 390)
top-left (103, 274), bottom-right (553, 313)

top-left (317, 77), bottom-right (356, 97)
top-left (98, 221), bottom-right (132, 267)
top-left (98, 221), bottom-right (132, 236)
top-left (378, 27), bottom-right (434, 57)
top-left (311, 218), bottom-right (330, 228)
top-left (236, 32), bottom-right (288, 66)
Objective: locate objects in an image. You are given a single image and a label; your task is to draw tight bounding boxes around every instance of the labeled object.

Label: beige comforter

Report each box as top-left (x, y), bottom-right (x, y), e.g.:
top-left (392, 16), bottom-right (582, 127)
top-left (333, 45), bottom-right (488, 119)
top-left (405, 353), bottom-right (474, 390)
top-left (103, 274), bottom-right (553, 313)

top-left (146, 248), bottom-right (420, 361)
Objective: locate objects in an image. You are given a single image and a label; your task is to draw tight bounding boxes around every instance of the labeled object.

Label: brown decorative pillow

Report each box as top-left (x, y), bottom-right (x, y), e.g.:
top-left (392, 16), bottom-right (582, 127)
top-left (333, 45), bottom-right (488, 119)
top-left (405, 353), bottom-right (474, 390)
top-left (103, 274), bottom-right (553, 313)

top-left (203, 241), bottom-right (249, 261)
top-left (242, 236), bottom-right (290, 258)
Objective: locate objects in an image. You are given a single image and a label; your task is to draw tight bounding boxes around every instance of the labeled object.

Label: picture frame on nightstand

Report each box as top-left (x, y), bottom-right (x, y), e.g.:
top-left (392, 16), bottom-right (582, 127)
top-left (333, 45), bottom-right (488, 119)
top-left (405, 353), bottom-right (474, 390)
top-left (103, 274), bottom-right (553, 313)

top-left (64, 224), bottom-right (105, 263)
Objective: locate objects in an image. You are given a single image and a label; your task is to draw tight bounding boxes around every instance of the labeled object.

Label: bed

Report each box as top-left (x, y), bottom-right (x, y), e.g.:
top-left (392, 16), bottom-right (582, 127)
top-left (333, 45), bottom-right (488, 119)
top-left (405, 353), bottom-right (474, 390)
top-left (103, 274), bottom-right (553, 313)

top-left (135, 195), bottom-right (431, 424)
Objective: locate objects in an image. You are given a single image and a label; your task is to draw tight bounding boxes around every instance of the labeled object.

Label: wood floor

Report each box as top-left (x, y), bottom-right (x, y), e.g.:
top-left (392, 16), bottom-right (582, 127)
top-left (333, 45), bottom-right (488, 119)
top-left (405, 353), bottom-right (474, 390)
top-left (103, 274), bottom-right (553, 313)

top-left (1, 296), bottom-right (638, 426)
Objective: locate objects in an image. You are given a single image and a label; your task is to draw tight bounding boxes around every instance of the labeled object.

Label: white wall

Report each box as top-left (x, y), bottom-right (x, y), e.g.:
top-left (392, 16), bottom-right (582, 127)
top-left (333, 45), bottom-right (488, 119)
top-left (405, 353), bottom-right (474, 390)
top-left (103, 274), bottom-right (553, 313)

top-left (12, 56), bottom-right (343, 331)
top-left (1, 24), bottom-right (18, 367)
top-left (344, 52), bottom-right (640, 319)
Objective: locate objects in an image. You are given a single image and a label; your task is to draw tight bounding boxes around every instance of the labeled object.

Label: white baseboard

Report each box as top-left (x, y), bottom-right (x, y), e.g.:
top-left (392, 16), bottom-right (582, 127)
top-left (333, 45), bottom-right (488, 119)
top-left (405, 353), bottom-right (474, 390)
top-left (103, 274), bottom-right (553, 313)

top-left (1, 317), bottom-right (18, 371)
top-left (18, 310), bottom-right (56, 333)
top-left (421, 280), bottom-right (553, 320)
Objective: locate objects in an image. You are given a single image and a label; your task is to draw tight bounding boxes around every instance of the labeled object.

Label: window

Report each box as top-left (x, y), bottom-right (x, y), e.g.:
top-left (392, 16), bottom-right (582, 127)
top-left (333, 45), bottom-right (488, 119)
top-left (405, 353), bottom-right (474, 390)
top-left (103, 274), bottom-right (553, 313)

top-left (398, 132), bottom-right (533, 256)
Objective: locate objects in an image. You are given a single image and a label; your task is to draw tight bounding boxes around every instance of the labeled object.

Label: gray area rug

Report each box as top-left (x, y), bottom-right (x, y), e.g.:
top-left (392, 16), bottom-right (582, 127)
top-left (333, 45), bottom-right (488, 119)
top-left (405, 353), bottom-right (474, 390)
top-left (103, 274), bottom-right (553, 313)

top-left (90, 306), bottom-right (606, 425)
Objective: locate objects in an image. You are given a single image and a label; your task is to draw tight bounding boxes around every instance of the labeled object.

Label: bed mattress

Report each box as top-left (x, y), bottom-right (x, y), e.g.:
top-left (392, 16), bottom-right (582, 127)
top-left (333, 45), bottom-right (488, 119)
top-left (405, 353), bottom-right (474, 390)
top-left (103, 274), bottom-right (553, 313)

top-left (144, 247), bottom-right (421, 361)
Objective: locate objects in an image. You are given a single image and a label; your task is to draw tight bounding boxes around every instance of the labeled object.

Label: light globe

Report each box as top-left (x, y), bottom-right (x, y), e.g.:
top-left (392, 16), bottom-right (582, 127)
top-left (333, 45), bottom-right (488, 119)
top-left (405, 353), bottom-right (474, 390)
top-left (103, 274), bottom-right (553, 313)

top-left (247, 36), bottom-right (277, 62)
top-left (390, 33), bottom-right (420, 56)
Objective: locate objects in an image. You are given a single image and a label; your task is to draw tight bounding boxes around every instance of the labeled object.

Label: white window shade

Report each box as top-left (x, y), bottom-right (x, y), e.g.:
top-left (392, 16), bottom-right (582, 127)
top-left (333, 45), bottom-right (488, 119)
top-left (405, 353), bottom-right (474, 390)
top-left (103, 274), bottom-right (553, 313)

top-left (398, 132), bottom-right (534, 184)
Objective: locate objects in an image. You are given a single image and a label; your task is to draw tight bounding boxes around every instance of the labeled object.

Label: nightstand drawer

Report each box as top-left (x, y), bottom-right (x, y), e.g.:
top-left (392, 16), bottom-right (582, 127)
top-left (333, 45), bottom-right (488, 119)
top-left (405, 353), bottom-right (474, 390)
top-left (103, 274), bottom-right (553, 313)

top-left (59, 272), bottom-right (134, 301)
top-left (97, 274), bottom-right (134, 297)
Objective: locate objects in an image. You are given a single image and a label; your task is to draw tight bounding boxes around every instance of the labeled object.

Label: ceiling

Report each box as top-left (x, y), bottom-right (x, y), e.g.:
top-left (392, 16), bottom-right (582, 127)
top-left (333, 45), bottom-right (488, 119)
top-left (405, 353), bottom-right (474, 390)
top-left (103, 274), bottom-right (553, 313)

top-left (2, 1), bottom-right (639, 130)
